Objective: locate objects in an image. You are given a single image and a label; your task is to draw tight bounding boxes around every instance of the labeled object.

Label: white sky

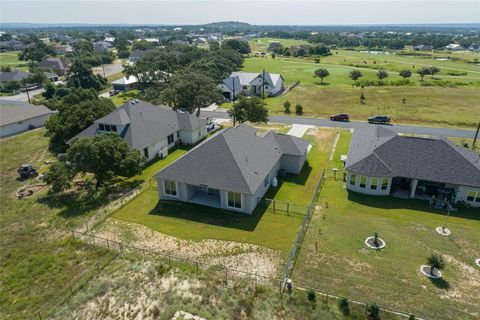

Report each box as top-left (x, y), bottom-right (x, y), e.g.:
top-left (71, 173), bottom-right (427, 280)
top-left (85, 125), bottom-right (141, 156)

top-left (1, 1), bottom-right (479, 25)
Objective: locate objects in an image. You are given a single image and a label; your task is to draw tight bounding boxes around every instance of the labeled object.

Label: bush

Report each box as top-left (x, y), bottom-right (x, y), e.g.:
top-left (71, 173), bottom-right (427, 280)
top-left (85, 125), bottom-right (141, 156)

top-left (408, 315), bottom-right (416, 320)
top-left (283, 100), bottom-right (291, 114)
top-left (337, 297), bottom-right (350, 316)
top-left (307, 289), bottom-right (316, 303)
top-left (367, 304), bottom-right (381, 320)
top-left (295, 104), bottom-right (303, 115)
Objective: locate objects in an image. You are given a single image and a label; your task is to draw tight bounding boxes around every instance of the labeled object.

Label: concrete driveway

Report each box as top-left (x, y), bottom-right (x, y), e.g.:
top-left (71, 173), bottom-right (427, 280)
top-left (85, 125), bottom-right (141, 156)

top-left (0, 88), bottom-right (44, 102)
top-left (287, 124), bottom-right (314, 138)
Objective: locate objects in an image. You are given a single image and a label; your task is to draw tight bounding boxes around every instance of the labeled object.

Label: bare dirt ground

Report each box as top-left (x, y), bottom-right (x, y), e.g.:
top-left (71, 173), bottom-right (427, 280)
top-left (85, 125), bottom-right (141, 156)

top-left (92, 219), bottom-right (282, 279)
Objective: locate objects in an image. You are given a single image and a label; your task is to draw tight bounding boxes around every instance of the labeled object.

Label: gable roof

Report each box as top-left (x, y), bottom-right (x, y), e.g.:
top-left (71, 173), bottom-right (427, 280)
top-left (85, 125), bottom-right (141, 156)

top-left (111, 76), bottom-right (138, 85)
top-left (0, 69), bottom-right (30, 82)
top-left (72, 100), bottom-right (206, 150)
top-left (264, 131), bottom-right (311, 156)
top-left (229, 71), bottom-right (282, 87)
top-left (154, 124), bottom-right (309, 194)
top-left (221, 75), bottom-right (241, 91)
top-left (39, 57), bottom-right (70, 71)
top-left (346, 127), bottom-right (480, 188)
top-left (0, 100), bottom-right (53, 126)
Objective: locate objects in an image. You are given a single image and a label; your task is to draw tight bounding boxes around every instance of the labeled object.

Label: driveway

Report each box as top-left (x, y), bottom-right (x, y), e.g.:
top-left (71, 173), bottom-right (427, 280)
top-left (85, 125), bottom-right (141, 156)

top-left (92, 59), bottom-right (124, 77)
top-left (286, 124), bottom-right (314, 138)
top-left (200, 111), bottom-right (476, 139)
top-left (0, 88), bottom-right (44, 102)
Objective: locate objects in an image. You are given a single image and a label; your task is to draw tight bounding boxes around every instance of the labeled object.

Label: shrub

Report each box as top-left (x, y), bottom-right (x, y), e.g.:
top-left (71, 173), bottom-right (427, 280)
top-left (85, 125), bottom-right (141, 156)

top-left (367, 304), bottom-right (380, 320)
top-left (283, 100), bottom-right (291, 114)
top-left (156, 263), bottom-right (171, 276)
top-left (295, 104), bottom-right (303, 115)
top-left (307, 289), bottom-right (316, 303)
top-left (337, 297), bottom-right (350, 316)
top-left (408, 315), bottom-right (416, 320)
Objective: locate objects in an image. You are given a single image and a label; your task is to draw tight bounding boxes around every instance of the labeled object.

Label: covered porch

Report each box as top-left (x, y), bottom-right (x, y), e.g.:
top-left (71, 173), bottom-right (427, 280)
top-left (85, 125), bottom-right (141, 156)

top-left (187, 184), bottom-right (221, 208)
top-left (391, 177), bottom-right (456, 203)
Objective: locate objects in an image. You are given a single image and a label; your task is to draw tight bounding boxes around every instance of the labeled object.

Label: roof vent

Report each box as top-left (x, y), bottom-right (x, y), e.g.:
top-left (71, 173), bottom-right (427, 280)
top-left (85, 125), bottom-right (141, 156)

top-left (135, 99), bottom-right (139, 103)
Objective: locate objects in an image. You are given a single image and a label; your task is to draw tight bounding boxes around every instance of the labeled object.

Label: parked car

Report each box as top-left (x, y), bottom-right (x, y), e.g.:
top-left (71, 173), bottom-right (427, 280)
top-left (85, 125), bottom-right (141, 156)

top-left (330, 113), bottom-right (350, 122)
top-left (206, 121), bottom-right (216, 132)
top-left (17, 164), bottom-right (38, 179)
top-left (368, 115), bottom-right (391, 124)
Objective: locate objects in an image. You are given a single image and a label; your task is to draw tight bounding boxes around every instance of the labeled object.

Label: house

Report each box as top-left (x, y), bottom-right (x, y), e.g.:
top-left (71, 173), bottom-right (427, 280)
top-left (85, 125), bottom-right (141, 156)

top-left (0, 69), bottom-right (30, 83)
top-left (52, 43), bottom-right (73, 54)
top-left (154, 124), bottom-right (310, 214)
top-left (128, 49), bottom-right (155, 63)
top-left (111, 76), bottom-right (139, 91)
top-left (218, 71), bottom-right (284, 101)
top-left (445, 44), bottom-right (464, 51)
top-left (39, 57), bottom-right (71, 76)
top-left (171, 39), bottom-right (190, 47)
top-left (0, 100), bottom-right (54, 138)
top-left (468, 44), bottom-right (480, 52)
top-left (94, 41), bottom-right (113, 52)
top-left (71, 100), bottom-right (208, 161)
top-left (344, 126), bottom-right (480, 207)
top-left (43, 72), bottom-right (59, 83)
top-left (413, 44), bottom-right (433, 51)
top-left (267, 41), bottom-right (282, 52)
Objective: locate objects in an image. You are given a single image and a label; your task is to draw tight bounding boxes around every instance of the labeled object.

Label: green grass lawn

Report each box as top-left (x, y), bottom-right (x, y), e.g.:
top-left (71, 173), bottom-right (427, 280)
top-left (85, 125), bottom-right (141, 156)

top-left (242, 57), bottom-right (480, 128)
top-left (293, 131), bottom-right (480, 320)
top-left (0, 51), bottom-right (28, 71)
top-left (110, 89), bottom-right (142, 106)
top-left (111, 128), bottom-right (338, 254)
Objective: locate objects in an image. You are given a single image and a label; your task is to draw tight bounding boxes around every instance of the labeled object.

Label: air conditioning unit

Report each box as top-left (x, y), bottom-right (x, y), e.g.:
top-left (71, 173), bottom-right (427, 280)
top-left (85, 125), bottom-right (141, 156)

top-left (271, 177), bottom-right (278, 187)
top-left (158, 147), bottom-right (169, 159)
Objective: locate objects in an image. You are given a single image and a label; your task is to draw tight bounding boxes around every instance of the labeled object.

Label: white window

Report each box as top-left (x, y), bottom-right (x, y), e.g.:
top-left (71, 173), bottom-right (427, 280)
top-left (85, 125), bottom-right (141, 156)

top-left (227, 192), bottom-right (242, 209)
top-left (381, 178), bottom-right (389, 190)
top-left (467, 191), bottom-right (480, 203)
top-left (360, 176), bottom-right (367, 188)
top-left (164, 180), bottom-right (177, 197)
top-left (370, 178), bottom-right (378, 190)
top-left (350, 174), bottom-right (356, 186)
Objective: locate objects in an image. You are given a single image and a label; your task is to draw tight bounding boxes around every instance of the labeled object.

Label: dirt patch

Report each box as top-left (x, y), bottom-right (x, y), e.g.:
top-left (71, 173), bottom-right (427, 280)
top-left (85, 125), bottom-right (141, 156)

top-left (93, 219), bottom-right (282, 279)
top-left (306, 127), bottom-right (335, 143)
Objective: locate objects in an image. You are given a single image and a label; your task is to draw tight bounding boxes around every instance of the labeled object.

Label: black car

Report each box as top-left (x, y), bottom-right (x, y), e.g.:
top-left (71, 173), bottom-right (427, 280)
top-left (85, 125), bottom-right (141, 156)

top-left (330, 113), bottom-right (350, 122)
top-left (368, 115), bottom-right (391, 124)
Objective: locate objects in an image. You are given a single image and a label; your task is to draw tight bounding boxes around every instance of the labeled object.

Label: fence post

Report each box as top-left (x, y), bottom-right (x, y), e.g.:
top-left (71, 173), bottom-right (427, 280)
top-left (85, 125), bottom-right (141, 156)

top-left (287, 202), bottom-right (290, 216)
top-left (106, 239), bottom-right (110, 249)
top-left (365, 303), bottom-right (369, 315)
top-left (85, 222), bottom-right (88, 233)
top-left (273, 200), bottom-right (276, 214)
top-left (326, 293), bottom-right (329, 306)
top-left (224, 267), bottom-right (228, 285)
top-left (69, 285), bottom-right (74, 295)
top-left (96, 262), bottom-right (100, 272)
top-left (37, 312), bottom-right (42, 320)
top-left (71, 230), bottom-right (75, 239)
top-left (196, 262), bottom-right (199, 275)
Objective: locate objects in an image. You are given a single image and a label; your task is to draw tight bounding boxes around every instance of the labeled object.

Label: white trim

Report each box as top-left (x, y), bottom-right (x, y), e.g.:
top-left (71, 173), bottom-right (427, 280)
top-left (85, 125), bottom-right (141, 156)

top-left (163, 180), bottom-right (178, 198)
top-left (226, 191), bottom-right (243, 210)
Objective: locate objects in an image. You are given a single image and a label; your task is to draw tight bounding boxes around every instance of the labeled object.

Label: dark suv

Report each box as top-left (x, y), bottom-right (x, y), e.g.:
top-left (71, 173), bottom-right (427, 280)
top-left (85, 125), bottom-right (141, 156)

top-left (330, 113), bottom-right (350, 122)
top-left (368, 115), bottom-right (391, 124)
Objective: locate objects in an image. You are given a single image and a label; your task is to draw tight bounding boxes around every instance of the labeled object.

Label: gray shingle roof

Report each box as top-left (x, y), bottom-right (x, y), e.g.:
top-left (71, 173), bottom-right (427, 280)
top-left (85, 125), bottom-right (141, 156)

top-left (0, 69), bottom-right (30, 82)
top-left (72, 100), bottom-right (206, 150)
top-left (221, 75), bottom-right (241, 91)
top-left (264, 132), bottom-right (310, 156)
top-left (154, 124), bottom-right (309, 194)
top-left (0, 100), bottom-right (53, 126)
top-left (346, 127), bottom-right (480, 188)
top-left (229, 71), bottom-right (282, 87)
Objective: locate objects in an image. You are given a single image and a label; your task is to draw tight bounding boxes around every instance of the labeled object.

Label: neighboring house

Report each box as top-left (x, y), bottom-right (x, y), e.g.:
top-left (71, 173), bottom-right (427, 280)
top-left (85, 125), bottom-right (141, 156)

top-left (71, 100), bottom-right (208, 161)
top-left (345, 127), bottom-right (480, 207)
top-left (52, 43), bottom-right (73, 54)
top-left (171, 39), bottom-right (190, 46)
top-left (128, 49), bottom-right (155, 63)
top-left (154, 124), bottom-right (310, 214)
top-left (43, 72), bottom-right (59, 83)
top-left (267, 41), bottom-right (282, 51)
top-left (0, 69), bottom-right (29, 83)
top-left (94, 41), bottom-right (113, 52)
top-left (413, 44), bottom-right (433, 51)
top-left (468, 44), bottom-right (480, 52)
top-left (111, 76), bottom-right (139, 91)
top-left (445, 44), bottom-right (464, 51)
top-left (39, 57), bottom-right (71, 76)
top-left (0, 100), bottom-right (54, 138)
top-left (0, 40), bottom-right (32, 51)
top-left (218, 71), bottom-right (284, 101)
top-left (104, 37), bottom-right (115, 43)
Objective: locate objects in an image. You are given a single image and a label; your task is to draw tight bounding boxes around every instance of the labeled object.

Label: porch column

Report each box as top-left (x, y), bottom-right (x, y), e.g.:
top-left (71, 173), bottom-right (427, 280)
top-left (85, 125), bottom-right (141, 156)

top-left (410, 179), bottom-right (418, 198)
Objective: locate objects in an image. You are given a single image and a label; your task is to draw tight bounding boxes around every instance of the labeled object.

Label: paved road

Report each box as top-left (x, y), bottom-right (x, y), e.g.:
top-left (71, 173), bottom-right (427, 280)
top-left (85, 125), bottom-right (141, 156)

top-left (92, 60), bottom-right (124, 78)
top-left (0, 88), bottom-right (44, 102)
top-left (200, 111), bottom-right (477, 139)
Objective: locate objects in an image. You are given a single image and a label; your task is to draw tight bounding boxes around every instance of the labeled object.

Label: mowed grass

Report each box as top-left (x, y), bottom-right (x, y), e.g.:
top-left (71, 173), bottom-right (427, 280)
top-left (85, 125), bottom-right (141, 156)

top-left (241, 57), bottom-right (480, 127)
top-left (293, 131), bottom-right (480, 320)
top-left (0, 51), bottom-right (28, 71)
top-left (0, 129), bottom-right (114, 319)
top-left (111, 128), bottom-right (337, 254)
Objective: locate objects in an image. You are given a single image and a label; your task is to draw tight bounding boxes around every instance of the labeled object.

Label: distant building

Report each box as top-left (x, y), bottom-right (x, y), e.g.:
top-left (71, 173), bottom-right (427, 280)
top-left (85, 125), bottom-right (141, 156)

top-left (171, 39), bottom-right (190, 47)
top-left (445, 44), bottom-right (464, 51)
top-left (413, 44), bottom-right (433, 51)
top-left (218, 71), bottom-right (284, 101)
top-left (52, 43), bottom-right (73, 54)
top-left (93, 41), bottom-right (112, 52)
top-left (39, 57), bottom-right (71, 76)
top-left (0, 100), bottom-right (54, 138)
top-left (128, 49), bottom-right (156, 63)
top-left (0, 69), bottom-right (29, 83)
top-left (111, 76), bottom-right (139, 91)
top-left (468, 44), bottom-right (480, 52)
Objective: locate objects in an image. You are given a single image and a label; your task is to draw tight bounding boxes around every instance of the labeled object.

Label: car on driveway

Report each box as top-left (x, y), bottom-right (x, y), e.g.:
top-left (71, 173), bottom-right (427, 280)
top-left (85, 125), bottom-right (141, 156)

top-left (368, 115), bottom-right (391, 124)
top-left (206, 121), bottom-right (216, 132)
top-left (330, 113), bottom-right (350, 122)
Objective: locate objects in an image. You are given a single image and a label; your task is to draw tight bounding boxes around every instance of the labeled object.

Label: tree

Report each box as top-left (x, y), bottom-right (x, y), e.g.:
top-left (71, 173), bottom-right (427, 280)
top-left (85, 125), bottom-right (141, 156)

top-left (427, 254), bottom-right (445, 276)
top-left (19, 41), bottom-right (55, 62)
top-left (228, 96), bottom-right (268, 125)
top-left (367, 304), bottom-right (380, 320)
top-left (307, 289), bottom-right (316, 303)
top-left (349, 70), bottom-right (363, 83)
top-left (283, 100), bottom-right (291, 114)
top-left (314, 68), bottom-right (330, 84)
top-left (430, 66), bottom-right (440, 79)
top-left (133, 40), bottom-right (153, 51)
top-left (43, 161), bottom-right (75, 193)
top-left (42, 82), bottom-right (57, 99)
top-left (160, 69), bottom-right (223, 116)
top-left (399, 69), bottom-right (412, 79)
top-left (67, 134), bottom-right (144, 190)
top-left (416, 67), bottom-right (431, 81)
top-left (221, 39), bottom-right (251, 54)
top-left (73, 39), bottom-right (94, 53)
top-left (117, 49), bottom-right (130, 59)
top-left (67, 61), bottom-right (107, 91)
top-left (376, 70), bottom-right (389, 80)
top-left (124, 50), bottom-right (176, 89)
top-left (295, 104), bottom-right (303, 115)
top-left (337, 297), bottom-right (350, 316)
top-left (271, 52), bottom-right (276, 59)
top-left (408, 315), bottom-right (416, 320)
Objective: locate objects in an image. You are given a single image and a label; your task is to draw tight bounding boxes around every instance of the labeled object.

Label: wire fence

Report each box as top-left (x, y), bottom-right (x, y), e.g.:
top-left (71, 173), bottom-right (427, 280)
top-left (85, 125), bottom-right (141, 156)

top-left (280, 169), bottom-right (326, 292)
top-left (257, 198), bottom-right (309, 216)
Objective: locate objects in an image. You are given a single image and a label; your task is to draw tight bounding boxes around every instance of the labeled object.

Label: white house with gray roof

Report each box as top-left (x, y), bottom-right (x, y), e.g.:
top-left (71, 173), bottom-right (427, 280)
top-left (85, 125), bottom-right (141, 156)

top-left (71, 100), bottom-right (208, 161)
top-left (345, 127), bottom-right (480, 207)
top-left (154, 124), bottom-right (310, 214)
top-left (218, 71), bottom-right (284, 101)
top-left (0, 101), bottom-right (54, 138)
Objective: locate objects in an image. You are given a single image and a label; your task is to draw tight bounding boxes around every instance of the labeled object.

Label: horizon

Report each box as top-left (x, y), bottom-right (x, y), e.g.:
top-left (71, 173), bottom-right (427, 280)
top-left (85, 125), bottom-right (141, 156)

top-left (1, 1), bottom-right (479, 26)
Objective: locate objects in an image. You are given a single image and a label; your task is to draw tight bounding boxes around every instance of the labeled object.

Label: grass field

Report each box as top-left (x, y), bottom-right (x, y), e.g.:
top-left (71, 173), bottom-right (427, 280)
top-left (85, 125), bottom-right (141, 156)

top-left (110, 127), bottom-right (337, 254)
top-left (240, 57), bottom-right (480, 127)
top-left (0, 51), bottom-right (28, 71)
top-left (293, 131), bottom-right (480, 320)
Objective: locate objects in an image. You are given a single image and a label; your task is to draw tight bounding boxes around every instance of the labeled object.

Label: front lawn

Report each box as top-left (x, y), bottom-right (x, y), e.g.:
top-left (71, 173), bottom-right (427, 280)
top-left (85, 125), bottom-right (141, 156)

top-left (293, 131), bottom-right (480, 320)
top-left (111, 128), bottom-right (339, 254)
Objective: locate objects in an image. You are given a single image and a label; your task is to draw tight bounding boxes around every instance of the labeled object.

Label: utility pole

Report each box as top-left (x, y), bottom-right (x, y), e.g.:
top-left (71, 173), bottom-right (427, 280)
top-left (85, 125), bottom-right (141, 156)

top-left (23, 80), bottom-right (31, 104)
top-left (262, 68), bottom-right (265, 101)
top-left (232, 77), bottom-right (236, 126)
top-left (472, 120), bottom-right (480, 151)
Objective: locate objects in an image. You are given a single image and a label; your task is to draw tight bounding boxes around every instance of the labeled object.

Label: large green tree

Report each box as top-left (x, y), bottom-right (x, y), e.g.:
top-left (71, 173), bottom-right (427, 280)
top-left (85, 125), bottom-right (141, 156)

top-left (416, 67), bottom-right (431, 81)
top-left (221, 39), bottom-right (251, 54)
top-left (19, 41), bottom-right (55, 62)
top-left (67, 60), bottom-right (107, 91)
top-left (376, 69), bottom-right (389, 80)
top-left (159, 69), bottom-right (223, 116)
top-left (349, 70), bottom-right (363, 83)
top-left (399, 69), bottom-right (412, 79)
top-left (228, 96), bottom-right (269, 125)
top-left (314, 68), bottom-right (330, 84)
top-left (124, 50), bottom-right (176, 89)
